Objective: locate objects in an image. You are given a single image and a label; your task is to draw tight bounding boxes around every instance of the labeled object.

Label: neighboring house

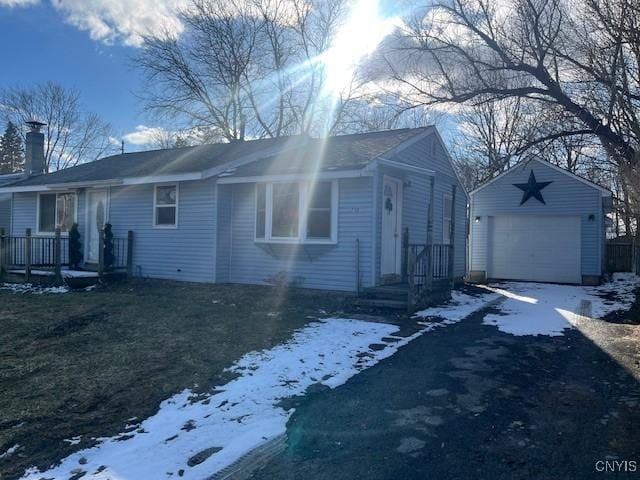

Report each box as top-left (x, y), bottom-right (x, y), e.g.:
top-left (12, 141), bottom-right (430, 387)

top-left (0, 124), bottom-right (467, 292)
top-left (0, 173), bottom-right (23, 233)
top-left (469, 158), bottom-right (612, 285)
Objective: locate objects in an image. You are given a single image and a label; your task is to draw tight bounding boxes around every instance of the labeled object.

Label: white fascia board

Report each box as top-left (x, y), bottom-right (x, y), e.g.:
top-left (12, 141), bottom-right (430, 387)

top-left (121, 172), bottom-right (203, 185)
top-left (47, 179), bottom-right (123, 189)
top-left (0, 179), bottom-right (124, 193)
top-left (216, 169), bottom-right (371, 184)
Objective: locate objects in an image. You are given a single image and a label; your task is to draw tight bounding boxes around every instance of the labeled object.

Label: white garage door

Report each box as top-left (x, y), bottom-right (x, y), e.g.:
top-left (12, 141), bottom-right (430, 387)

top-left (489, 215), bottom-right (581, 284)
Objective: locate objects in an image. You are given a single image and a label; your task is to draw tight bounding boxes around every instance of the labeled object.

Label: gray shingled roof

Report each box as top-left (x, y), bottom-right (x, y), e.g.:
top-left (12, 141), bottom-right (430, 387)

top-left (2, 127), bottom-right (431, 189)
top-left (0, 173), bottom-right (24, 186)
top-left (223, 128), bottom-right (430, 177)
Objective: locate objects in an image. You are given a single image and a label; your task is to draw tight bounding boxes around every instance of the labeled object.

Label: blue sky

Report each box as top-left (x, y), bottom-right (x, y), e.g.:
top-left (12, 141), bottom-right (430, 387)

top-left (0, 0), bottom-right (448, 149)
top-left (0, 1), bottom-right (161, 146)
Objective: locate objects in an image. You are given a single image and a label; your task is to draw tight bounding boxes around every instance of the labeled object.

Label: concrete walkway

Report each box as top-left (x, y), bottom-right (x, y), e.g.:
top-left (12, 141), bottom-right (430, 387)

top-left (249, 298), bottom-right (640, 480)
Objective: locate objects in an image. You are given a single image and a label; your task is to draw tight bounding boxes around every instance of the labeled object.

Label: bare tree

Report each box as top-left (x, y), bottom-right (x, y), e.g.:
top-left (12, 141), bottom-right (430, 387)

top-left (0, 82), bottom-right (116, 172)
top-left (136, 0), bottom-right (354, 141)
top-left (451, 96), bottom-right (533, 190)
top-left (390, 0), bottom-right (640, 229)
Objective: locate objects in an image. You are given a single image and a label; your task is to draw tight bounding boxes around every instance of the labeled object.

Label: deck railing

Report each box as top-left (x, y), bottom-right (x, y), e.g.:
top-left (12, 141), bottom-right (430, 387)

top-left (406, 242), bottom-right (454, 312)
top-left (0, 227), bottom-right (134, 283)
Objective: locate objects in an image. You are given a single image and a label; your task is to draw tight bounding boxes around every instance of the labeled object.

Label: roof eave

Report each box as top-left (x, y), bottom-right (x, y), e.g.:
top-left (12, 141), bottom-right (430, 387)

top-left (216, 168), bottom-right (372, 184)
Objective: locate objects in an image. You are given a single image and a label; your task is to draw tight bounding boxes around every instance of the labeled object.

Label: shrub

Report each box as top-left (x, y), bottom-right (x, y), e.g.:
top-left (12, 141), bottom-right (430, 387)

top-left (103, 223), bottom-right (115, 271)
top-left (68, 223), bottom-right (83, 269)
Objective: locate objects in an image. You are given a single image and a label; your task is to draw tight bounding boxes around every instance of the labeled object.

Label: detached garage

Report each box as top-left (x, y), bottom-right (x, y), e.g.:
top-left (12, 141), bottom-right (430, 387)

top-left (469, 158), bottom-right (612, 286)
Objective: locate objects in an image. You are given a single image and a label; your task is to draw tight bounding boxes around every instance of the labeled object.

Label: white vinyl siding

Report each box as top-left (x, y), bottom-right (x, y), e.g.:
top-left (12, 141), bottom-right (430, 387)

top-left (221, 177), bottom-right (372, 291)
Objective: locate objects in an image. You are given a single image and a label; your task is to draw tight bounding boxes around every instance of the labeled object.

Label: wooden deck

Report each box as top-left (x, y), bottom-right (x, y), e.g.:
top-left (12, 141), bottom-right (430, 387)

top-left (0, 227), bottom-right (133, 287)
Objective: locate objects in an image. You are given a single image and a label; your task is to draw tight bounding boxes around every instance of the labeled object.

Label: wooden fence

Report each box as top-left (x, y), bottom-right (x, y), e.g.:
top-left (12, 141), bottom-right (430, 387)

top-left (606, 242), bottom-right (634, 273)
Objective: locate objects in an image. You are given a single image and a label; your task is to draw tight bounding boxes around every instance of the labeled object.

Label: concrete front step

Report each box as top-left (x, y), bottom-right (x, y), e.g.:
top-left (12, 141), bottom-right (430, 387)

top-left (362, 285), bottom-right (409, 300)
top-left (354, 298), bottom-right (408, 310)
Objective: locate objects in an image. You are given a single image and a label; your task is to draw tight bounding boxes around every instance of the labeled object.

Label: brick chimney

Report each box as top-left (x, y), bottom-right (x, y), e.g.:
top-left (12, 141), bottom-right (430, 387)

top-left (25, 120), bottom-right (46, 176)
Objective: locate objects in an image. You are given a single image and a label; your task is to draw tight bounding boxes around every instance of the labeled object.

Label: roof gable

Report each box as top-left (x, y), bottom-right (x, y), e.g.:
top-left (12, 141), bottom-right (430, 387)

top-left (470, 158), bottom-right (611, 197)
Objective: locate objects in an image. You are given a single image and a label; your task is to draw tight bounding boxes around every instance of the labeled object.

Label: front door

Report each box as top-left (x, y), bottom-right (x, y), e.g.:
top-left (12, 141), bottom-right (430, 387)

top-left (86, 189), bottom-right (108, 263)
top-left (380, 176), bottom-right (402, 282)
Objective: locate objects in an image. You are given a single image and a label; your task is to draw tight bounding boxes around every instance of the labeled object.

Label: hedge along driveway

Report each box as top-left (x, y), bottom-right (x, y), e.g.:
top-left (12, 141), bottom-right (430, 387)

top-left (0, 280), bottom-right (350, 480)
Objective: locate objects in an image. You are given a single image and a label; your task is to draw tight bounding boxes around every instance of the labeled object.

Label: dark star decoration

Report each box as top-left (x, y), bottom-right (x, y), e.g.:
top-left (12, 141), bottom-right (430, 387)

top-left (513, 170), bottom-right (552, 205)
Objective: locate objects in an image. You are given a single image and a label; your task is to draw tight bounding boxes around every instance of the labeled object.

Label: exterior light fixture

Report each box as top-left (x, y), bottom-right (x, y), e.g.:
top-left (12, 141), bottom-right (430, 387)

top-left (474, 216), bottom-right (481, 223)
top-left (588, 214), bottom-right (595, 221)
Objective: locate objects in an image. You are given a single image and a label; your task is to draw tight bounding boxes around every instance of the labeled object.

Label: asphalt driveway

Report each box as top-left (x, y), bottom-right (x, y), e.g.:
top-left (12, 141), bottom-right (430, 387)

top-left (249, 280), bottom-right (640, 480)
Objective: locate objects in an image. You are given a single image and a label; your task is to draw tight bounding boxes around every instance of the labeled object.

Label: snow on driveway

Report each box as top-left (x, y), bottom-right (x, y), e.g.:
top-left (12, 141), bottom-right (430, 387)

top-left (21, 290), bottom-right (497, 480)
top-left (482, 273), bottom-right (639, 336)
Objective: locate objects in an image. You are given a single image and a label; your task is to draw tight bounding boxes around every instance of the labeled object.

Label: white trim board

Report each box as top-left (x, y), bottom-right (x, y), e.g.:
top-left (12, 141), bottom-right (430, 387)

top-left (218, 169), bottom-right (372, 184)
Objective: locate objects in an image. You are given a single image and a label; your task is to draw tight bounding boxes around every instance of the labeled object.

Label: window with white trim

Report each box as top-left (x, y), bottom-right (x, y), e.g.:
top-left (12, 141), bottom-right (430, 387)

top-left (306, 182), bottom-right (332, 240)
top-left (255, 181), bottom-right (337, 243)
top-left (154, 184), bottom-right (178, 227)
top-left (443, 193), bottom-right (453, 244)
top-left (272, 182), bottom-right (300, 238)
top-left (38, 192), bottom-right (77, 233)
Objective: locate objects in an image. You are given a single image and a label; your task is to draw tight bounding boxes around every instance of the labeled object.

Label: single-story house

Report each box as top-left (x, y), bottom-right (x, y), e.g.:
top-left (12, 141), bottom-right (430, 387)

top-left (0, 124), bottom-right (467, 293)
top-left (469, 158), bottom-right (612, 285)
top-left (0, 173), bottom-right (22, 233)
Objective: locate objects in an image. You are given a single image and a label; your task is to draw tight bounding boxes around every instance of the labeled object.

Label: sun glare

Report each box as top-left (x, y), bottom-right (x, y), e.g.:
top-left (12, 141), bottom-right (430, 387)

top-left (322, 0), bottom-right (397, 94)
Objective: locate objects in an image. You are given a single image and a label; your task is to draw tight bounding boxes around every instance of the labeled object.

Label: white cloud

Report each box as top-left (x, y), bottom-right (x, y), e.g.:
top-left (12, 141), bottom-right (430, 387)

top-left (122, 125), bottom-right (168, 145)
top-left (0, 0), bottom-right (38, 6)
top-left (50, 0), bottom-right (186, 47)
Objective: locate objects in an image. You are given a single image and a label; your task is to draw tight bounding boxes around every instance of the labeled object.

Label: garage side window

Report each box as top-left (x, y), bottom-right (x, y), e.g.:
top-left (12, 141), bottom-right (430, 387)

top-left (443, 194), bottom-right (453, 244)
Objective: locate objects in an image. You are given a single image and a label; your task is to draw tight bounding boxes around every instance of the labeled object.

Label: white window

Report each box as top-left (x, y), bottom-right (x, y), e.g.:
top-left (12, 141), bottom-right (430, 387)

top-left (38, 192), bottom-right (77, 234)
top-left (255, 181), bottom-right (337, 243)
top-left (271, 182), bottom-right (300, 239)
top-left (306, 182), bottom-right (333, 240)
top-left (443, 193), bottom-right (453, 244)
top-left (153, 184), bottom-right (178, 228)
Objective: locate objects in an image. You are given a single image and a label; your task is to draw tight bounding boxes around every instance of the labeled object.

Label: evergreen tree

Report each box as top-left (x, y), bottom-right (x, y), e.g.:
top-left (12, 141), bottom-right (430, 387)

top-left (103, 223), bottom-right (115, 272)
top-left (68, 223), bottom-right (83, 269)
top-left (0, 122), bottom-right (24, 174)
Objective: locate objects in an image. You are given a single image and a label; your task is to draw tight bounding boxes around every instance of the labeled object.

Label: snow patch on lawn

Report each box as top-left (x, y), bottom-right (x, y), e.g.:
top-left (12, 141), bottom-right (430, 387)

top-left (482, 273), bottom-right (639, 336)
top-left (0, 283), bottom-right (69, 295)
top-left (22, 290), bottom-right (497, 480)
top-left (0, 444), bottom-right (20, 459)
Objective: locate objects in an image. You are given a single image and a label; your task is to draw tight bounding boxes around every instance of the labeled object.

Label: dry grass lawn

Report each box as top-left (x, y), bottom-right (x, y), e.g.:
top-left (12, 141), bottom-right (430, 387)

top-left (0, 279), bottom-right (352, 479)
